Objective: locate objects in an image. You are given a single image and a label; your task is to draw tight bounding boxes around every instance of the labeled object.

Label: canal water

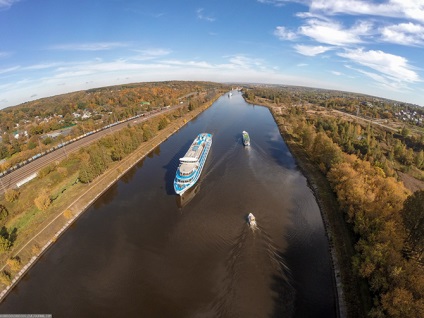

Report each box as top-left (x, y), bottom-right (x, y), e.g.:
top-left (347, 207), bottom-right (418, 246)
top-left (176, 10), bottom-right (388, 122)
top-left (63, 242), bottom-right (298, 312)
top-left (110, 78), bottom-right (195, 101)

top-left (0, 91), bottom-right (336, 317)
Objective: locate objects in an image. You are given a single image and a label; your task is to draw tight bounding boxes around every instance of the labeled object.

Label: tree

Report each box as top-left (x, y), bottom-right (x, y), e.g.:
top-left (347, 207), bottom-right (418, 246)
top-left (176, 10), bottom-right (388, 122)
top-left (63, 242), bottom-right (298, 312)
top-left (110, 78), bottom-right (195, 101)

top-left (0, 271), bottom-right (11, 286)
top-left (380, 287), bottom-right (424, 318)
top-left (0, 236), bottom-right (12, 252)
top-left (300, 124), bottom-right (316, 151)
top-left (34, 191), bottom-right (51, 211)
top-left (0, 205), bottom-right (8, 222)
top-left (401, 190), bottom-right (424, 257)
top-left (4, 189), bottom-right (19, 203)
top-left (158, 116), bottom-right (168, 130)
top-left (311, 132), bottom-right (344, 172)
top-left (401, 126), bottom-right (410, 138)
top-left (415, 150), bottom-right (424, 169)
top-left (6, 257), bottom-right (21, 272)
top-left (0, 144), bottom-right (9, 159)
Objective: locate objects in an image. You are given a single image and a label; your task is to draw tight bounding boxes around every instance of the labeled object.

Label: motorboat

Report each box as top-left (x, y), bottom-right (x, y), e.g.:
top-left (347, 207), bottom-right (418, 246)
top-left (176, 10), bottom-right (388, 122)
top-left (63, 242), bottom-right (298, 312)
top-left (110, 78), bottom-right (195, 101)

top-left (248, 213), bottom-right (257, 227)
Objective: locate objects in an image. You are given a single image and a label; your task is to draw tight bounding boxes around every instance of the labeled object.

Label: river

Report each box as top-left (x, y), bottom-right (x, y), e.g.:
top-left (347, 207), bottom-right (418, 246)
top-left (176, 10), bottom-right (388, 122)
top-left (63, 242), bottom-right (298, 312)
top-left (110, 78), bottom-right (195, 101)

top-left (0, 91), bottom-right (336, 317)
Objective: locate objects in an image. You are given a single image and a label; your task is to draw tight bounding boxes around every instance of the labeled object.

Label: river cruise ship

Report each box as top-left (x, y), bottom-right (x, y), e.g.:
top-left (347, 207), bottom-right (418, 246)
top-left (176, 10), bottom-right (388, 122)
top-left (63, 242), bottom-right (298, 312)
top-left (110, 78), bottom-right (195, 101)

top-left (242, 131), bottom-right (250, 146)
top-left (174, 133), bottom-right (212, 195)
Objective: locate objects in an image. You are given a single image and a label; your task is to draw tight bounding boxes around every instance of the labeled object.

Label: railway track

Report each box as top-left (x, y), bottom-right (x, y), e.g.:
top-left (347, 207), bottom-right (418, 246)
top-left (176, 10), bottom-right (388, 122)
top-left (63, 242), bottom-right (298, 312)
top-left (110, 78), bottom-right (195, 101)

top-left (0, 103), bottom-right (186, 194)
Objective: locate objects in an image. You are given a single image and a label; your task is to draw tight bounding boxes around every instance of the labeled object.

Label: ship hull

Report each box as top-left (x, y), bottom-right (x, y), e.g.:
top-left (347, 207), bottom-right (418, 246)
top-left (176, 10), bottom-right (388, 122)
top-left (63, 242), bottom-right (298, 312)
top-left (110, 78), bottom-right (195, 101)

top-left (174, 133), bottom-right (212, 195)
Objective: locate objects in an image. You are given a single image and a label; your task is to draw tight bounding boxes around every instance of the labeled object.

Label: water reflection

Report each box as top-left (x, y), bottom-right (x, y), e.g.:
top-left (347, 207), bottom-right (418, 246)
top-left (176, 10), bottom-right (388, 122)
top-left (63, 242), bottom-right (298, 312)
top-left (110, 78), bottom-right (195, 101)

top-left (175, 183), bottom-right (201, 208)
top-left (92, 182), bottom-right (118, 209)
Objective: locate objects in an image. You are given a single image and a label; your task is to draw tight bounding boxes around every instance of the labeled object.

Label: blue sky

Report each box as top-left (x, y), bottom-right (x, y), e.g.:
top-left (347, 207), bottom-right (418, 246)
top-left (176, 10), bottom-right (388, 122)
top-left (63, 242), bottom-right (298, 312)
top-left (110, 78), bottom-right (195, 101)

top-left (1, 0), bottom-right (423, 108)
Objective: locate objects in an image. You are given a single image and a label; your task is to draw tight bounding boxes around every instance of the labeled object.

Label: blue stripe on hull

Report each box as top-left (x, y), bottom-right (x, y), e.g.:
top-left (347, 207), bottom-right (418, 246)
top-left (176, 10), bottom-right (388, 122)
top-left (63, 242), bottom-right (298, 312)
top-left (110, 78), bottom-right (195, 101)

top-left (174, 133), bottom-right (212, 195)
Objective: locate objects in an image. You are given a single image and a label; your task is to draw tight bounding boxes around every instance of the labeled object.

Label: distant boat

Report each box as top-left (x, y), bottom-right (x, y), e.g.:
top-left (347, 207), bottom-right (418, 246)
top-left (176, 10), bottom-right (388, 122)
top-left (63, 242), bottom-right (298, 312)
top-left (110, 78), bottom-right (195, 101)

top-left (228, 92), bottom-right (232, 97)
top-left (173, 133), bottom-right (212, 195)
top-left (248, 213), bottom-right (257, 227)
top-left (242, 131), bottom-right (250, 146)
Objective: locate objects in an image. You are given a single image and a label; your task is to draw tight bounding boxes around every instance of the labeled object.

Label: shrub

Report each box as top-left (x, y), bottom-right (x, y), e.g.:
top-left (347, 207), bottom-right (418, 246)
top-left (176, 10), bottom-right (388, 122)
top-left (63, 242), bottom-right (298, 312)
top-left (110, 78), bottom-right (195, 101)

top-left (31, 244), bottom-right (41, 255)
top-left (38, 164), bottom-right (55, 178)
top-left (0, 236), bottom-right (12, 253)
top-left (34, 192), bottom-right (51, 211)
top-left (6, 257), bottom-right (21, 272)
top-left (57, 166), bottom-right (68, 177)
top-left (0, 271), bottom-right (11, 286)
top-left (4, 189), bottom-right (19, 203)
top-left (63, 209), bottom-right (73, 220)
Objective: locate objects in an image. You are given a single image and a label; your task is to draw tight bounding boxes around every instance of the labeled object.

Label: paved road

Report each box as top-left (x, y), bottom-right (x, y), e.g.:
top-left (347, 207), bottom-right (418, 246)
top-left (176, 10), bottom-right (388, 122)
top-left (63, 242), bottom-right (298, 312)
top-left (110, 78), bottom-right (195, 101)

top-left (0, 102), bottom-right (187, 194)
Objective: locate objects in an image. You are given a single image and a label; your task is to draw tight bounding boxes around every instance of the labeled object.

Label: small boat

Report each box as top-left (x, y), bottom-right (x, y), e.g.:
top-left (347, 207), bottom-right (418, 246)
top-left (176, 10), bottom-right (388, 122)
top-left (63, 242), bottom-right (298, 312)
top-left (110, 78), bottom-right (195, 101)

top-left (174, 133), bottom-right (212, 195)
top-left (242, 131), bottom-right (250, 146)
top-left (248, 213), bottom-right (257, 227)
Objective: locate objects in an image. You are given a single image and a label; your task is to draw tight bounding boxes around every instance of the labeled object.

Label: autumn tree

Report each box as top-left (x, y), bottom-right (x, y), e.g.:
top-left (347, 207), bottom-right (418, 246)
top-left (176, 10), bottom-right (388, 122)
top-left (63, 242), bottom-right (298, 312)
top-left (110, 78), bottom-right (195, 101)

top-left (0, 270), bottom-right (11, 286)
top-left (34, 190), bottom-right (51, 211)
top-left (401, 190), bottom-right (424, 259)
top-left (0, 235), bottom-right (12, 253)
top-left (4, 189), bottom-right (19, 203)
top-left (6, 257), bottom-right (21, 272)
top-left (311, 132), bottom-right (343, 172)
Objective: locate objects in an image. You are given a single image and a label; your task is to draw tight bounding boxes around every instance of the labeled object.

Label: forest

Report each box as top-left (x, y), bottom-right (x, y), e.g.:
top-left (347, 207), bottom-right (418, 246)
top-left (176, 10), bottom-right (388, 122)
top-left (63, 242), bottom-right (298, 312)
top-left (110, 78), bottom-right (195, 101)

top-left (245, 86), bottom-right (424, 318)
top-left (0, 81), bottom-right (226, 171)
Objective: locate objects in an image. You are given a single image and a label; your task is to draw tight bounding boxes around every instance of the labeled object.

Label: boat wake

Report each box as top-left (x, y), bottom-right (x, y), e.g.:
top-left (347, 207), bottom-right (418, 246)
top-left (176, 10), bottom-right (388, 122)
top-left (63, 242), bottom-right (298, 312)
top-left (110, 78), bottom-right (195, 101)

top-left (204, 222), bottom-right (295, 317)
top-left (200, 139), bottom-right (238, 180)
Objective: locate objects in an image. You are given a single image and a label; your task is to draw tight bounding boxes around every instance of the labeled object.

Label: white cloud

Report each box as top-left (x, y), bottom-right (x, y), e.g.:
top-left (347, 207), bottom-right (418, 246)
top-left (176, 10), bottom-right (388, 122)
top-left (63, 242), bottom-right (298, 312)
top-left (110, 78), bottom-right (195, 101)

top-left (0, 51), bottom-right (12, 58)
top-left (274, 26), bottom-right (298, 40)
top-left (0, 54), bottom-right (309, 108)
top-left (331, 71), bottom-right (342, 75)
top-left (312, 0), bottom-right (424, 23)
top-left (261, 0), bottom-right (424, 23)
top-left (338, 48), bottom-right (420, 83)
top-left (25, 63), bottom-right (60, 70)
top-left (299, 19), bottom-right (372, 46)
top-left (49, 42), bottom-right (129, 51)
top-left (228, 55), bottom-right (265, 68)
top-left (257, 0), bottom-right (289, 7)
top-left (0, 65), bottom-right (20, 75)
top-left (196, 8), bottom-right (215, 22)
top-left (294, 44), bottom-right (333, 56)
top-left (0, 0), bottom-right (20, 10)
top-left (345, 64), bottom-right (412, 92)
top-left (131, 48), bottom-right (172, 60)
top-left (380, 22), bottom-right (424, 46)
top-left (162, 60), bottom-right (215, 69)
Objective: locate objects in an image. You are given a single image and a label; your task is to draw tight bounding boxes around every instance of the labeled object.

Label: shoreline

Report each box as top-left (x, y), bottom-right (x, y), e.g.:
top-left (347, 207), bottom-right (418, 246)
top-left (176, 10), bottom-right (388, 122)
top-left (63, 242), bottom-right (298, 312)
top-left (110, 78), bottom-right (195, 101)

top-left (0, 95), bottom-right (219, 303)
top-left (280, 132), bottom-right (347, 318)
top-left (249, 101), bottom-right (349, 318)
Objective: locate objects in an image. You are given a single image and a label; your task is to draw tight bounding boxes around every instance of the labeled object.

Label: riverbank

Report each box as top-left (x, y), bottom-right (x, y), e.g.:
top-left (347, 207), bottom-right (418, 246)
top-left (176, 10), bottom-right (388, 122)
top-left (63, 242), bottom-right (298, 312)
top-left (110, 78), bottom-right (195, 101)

top-left (246, 99), bottom-right (361, 318)
top-left (0, 94), bottom-right (221, 302)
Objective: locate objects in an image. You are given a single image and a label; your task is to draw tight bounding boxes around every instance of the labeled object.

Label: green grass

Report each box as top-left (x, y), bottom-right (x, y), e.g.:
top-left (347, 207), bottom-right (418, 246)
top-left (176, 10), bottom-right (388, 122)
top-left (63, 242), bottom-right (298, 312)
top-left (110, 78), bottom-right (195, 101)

top-left (8, 207), bottom-right (40, 233)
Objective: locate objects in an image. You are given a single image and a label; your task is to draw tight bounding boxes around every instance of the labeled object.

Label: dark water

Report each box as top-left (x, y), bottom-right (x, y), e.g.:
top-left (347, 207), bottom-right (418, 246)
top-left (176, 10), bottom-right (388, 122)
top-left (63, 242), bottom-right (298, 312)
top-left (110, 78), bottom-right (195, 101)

top-left (0, 92), bottom-right (336, 317)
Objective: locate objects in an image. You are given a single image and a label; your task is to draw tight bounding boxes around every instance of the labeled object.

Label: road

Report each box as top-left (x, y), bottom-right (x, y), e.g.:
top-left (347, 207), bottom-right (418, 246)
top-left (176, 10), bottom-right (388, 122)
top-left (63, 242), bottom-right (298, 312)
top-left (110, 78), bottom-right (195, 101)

top-left (330, 108), bottom-right (398, 132)
top-left (0, 102), bottom-right (187, 194)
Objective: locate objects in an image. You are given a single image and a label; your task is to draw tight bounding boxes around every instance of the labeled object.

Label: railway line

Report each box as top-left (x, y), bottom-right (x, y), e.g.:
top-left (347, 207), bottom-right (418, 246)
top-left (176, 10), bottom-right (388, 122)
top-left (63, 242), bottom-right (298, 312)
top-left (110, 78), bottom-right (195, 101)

top-left (0, 102), bottom-right (186, 194)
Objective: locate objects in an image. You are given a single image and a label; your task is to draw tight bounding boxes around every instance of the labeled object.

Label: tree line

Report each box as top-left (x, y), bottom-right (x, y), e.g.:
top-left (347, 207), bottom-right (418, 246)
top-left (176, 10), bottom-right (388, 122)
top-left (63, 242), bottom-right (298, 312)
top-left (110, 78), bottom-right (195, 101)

top-left (0, 81), bottom-right (227, 170)
top-left (246, 88), bottom-right (424, 317)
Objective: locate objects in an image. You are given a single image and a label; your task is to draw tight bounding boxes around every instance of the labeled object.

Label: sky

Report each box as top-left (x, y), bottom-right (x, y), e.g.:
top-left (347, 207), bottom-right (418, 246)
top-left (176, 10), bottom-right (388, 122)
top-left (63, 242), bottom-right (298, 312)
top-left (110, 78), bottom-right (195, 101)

top-left (0, 0), bottom-right (423, 109)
